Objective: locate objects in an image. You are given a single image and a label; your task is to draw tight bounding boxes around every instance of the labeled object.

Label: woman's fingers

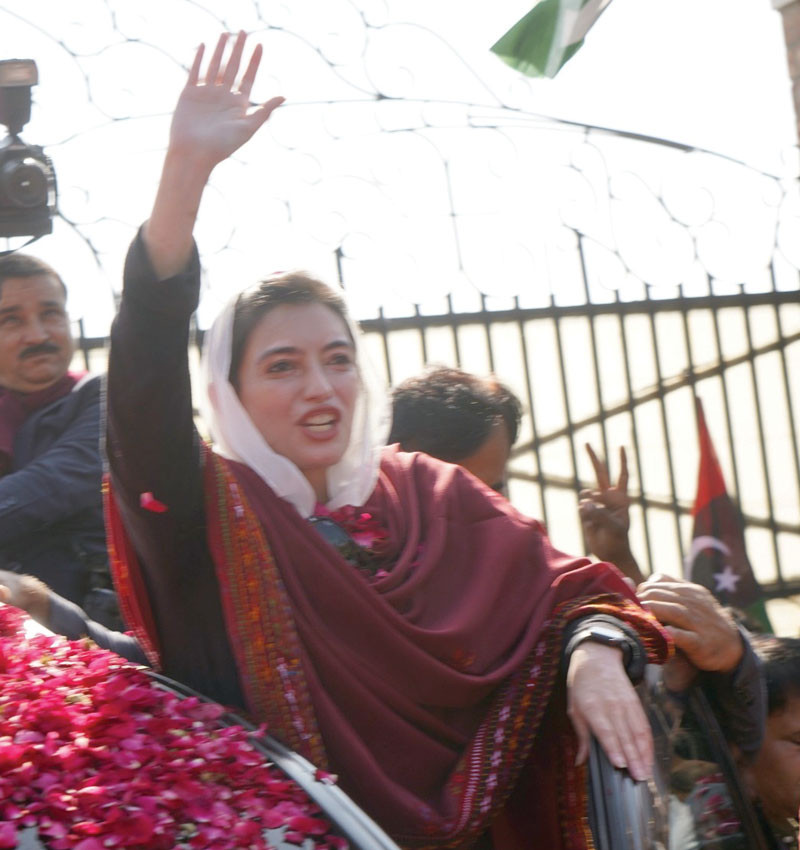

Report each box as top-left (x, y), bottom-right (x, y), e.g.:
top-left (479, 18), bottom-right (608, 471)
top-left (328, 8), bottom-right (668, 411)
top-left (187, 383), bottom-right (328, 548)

top-left (187, 43), bottom-right (204, 86)
top-left (221, 31), bottom-right (246, 89)
top-left (576, 688), bottom-right (651, 780)
top-left (186, 33), bottom-right (280, 129)
top-left (204, 32), bottom-right (230, 85)
top-left (196, 31), bottom-right (260, 96)
top-left (572, 696), bottom-right (625, 770)
top-left (246, 95), bottom-right (286, 135)
top-left (239, 41), bottom-right (263, 99)
top-left (567, 642), bottom-right (653, 781)
top-left (570, 708), bottom-right (590, 766)
top-left (614, 692), bottom-right (652, 780)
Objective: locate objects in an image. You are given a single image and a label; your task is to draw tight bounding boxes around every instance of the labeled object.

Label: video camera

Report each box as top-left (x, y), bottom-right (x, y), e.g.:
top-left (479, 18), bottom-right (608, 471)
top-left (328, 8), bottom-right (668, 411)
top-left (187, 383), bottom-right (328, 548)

top-left (0, 59), bottom-right (57, 239)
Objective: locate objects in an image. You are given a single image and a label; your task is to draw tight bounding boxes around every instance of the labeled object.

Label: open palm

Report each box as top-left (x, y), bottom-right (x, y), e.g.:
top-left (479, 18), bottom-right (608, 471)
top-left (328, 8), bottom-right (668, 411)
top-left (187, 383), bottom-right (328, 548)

top-left (169, 31), bottom-right (284, 170)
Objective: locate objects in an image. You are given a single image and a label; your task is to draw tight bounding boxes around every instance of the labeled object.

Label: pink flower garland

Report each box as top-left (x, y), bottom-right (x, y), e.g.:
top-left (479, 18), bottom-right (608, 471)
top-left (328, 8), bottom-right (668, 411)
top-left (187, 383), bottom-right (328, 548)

top-left (0, 605), bottom-right (347, 850)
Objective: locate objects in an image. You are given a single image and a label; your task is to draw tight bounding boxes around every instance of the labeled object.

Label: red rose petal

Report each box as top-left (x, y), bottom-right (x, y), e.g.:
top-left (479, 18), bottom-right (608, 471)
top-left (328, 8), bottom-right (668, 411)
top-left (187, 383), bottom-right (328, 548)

top-left (0, 605), bottom-right (340, 850)
top-left (0, 823), bottom-right (17, 850)
top-left (139, 492), bottom-right (168, 513)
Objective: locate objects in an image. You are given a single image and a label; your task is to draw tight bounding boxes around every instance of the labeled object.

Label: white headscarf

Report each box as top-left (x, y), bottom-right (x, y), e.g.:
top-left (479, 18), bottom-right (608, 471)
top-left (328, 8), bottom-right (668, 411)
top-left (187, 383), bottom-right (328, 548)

top-left (200, 283), bottom-right (391, 518)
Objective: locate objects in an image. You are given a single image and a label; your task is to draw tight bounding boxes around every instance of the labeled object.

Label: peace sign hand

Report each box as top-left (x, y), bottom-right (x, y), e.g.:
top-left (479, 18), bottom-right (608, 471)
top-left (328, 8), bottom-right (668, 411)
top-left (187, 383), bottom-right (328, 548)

top-left (579, 444), bottom-right (643, 582)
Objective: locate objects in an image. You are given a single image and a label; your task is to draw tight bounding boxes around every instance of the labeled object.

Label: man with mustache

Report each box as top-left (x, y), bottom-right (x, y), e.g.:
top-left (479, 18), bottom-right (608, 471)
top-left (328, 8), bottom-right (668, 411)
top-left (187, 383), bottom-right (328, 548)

top-left (0, 253), bottom-right (119, 628)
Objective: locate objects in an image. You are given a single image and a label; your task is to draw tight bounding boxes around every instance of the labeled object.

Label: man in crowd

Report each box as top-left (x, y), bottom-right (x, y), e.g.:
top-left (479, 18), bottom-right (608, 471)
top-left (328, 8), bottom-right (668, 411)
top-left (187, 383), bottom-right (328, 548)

top-left (389, 365), bottom-right (521, 493)
top-left (745, 635), bottom-right (800, 846)
top-left (0, 253), bottom-right (119, 629)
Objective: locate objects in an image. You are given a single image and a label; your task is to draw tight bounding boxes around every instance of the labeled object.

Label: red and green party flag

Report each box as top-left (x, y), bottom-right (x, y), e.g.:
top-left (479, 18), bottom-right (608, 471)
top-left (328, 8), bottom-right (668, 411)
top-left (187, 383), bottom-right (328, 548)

top-left (683, 399), bottom-right (772, 632)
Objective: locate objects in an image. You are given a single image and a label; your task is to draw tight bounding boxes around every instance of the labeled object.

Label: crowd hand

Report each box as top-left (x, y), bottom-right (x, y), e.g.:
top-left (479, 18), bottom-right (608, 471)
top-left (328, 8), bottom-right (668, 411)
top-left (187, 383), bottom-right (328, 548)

top-left (636, 574), bottom-right (744, 674)
top-left (579, 444), bottom-right (631, 561)
top-left (567, 641), bottom-right (653, 782)
top-left (0, 570), bottom-right (50, 624)
top-left (168, 31), bottom-right (284, 172)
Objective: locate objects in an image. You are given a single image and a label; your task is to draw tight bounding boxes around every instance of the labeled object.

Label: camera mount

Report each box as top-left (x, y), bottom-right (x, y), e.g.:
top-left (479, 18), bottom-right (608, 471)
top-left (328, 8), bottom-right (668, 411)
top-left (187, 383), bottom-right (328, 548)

top-left (0, 59), bottom-right (57, 241)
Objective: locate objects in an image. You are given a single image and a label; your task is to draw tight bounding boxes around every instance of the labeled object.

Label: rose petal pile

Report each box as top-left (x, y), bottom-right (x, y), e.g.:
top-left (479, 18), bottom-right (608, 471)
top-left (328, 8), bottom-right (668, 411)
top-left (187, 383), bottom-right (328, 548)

top-left (0, 605), bottom-right (347, 850)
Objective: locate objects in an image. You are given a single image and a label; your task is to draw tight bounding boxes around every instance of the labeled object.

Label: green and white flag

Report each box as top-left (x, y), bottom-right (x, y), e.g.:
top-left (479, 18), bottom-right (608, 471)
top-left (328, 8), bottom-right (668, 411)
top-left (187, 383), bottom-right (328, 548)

top-left (491, 0), bottom-right (613, 78)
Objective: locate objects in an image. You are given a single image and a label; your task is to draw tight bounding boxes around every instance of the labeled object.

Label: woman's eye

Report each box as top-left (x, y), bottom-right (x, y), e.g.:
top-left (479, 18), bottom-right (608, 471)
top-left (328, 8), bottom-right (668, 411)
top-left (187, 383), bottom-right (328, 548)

top-left (266, 360), bottom-right (295, 374)
top-left (328, 352), bottom-right (354, 368)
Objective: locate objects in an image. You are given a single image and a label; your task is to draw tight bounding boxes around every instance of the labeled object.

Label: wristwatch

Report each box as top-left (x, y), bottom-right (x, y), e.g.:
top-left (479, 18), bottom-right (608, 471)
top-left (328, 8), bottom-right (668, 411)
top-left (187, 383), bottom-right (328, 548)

top-left (567, 624), bottom-right (631, 658)
top-left (564, 622), bottom-right (646, 683)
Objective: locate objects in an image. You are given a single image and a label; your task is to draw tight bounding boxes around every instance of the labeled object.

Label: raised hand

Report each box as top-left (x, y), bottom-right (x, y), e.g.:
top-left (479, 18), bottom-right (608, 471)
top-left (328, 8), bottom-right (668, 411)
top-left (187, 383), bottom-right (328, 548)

top-left (579, 444), bottom-right (643, 583)
top-left (169, 31), bottom-right (284, 172)
top-left (144, 31), bottom-right (285, 280)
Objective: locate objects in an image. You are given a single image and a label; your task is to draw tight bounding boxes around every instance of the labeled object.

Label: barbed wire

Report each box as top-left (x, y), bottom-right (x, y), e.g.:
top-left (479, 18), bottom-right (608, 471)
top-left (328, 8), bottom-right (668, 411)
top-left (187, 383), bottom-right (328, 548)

top-left (2, 0), bottom-right (798, 334)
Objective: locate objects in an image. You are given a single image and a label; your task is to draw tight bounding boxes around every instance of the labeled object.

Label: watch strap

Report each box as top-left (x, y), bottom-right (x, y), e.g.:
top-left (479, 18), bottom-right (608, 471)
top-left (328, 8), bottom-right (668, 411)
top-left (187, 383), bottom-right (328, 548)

top-left (563, 615), bottom-right (647, 684)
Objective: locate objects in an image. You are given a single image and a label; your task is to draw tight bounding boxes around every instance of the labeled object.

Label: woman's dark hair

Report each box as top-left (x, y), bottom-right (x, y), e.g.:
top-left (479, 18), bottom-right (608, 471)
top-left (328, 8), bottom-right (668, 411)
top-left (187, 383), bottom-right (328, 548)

top-left (229, 272), bottom-right (351, 388)
top-left (750, 634), bottom-right (800, 714)
top-left (388, 366), bottom-right (522, 462)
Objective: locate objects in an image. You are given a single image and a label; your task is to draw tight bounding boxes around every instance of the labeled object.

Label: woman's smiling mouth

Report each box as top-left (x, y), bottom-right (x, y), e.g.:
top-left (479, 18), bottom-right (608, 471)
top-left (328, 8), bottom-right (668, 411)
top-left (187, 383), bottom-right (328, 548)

top-left (300, 410), bottom-right (340, 437)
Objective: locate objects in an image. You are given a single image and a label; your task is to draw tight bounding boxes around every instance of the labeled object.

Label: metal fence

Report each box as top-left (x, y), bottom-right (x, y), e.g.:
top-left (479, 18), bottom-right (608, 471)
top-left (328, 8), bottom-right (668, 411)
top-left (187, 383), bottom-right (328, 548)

top-left (76, 248), bottom-right (800, 614)
top-left (355, 275), bottom-right (800, 604)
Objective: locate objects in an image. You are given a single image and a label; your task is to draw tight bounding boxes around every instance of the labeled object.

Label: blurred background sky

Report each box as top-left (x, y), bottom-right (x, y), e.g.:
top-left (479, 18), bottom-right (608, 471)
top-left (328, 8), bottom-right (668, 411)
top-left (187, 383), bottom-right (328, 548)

top-left (1, 0), bottom-right (796, 332)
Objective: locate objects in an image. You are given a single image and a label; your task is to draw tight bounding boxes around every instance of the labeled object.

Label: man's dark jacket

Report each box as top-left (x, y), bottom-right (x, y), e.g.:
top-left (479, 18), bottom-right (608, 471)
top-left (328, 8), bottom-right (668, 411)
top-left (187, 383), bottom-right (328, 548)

top-left (0, 374), bottom-right (110, 608)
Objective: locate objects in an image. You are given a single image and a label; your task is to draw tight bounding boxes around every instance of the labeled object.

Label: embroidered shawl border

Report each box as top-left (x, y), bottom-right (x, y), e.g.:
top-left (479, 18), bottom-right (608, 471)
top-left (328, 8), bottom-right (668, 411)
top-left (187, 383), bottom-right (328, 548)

top-left (204, 446), bottom-right (328, 768)
top-left (103, 475), bottom-right (162, 668)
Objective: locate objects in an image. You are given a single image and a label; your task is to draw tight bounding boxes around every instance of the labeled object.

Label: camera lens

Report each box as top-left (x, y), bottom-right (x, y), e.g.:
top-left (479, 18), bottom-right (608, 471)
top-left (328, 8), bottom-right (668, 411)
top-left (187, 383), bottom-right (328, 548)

top-left (1, 154), bottom-right (48, 207)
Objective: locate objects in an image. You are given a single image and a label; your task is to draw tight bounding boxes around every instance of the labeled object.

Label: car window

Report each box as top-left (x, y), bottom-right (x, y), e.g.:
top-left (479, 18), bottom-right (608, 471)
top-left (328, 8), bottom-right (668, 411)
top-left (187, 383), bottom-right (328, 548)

top-left (589, 667), bottom-right (772, 850)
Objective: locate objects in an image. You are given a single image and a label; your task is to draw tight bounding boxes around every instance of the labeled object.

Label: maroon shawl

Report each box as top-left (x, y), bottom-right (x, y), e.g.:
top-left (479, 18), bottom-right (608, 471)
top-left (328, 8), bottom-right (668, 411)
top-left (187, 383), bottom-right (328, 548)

top-left (108, 446), bottom-right (669, 849)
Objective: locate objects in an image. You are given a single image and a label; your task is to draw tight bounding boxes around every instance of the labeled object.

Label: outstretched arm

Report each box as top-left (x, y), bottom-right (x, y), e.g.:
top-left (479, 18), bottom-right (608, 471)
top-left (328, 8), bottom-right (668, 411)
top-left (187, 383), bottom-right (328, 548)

top-left (104, 33), bottom-right (282, 697)
top-left (0, 572), bottom-right (147, 665)
top-left (144, 31), bottom-right (284, 279)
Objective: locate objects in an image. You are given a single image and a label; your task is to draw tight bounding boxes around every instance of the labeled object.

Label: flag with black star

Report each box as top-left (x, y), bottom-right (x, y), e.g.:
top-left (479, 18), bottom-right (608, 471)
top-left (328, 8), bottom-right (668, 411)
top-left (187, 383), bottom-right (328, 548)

top-left (683, 399), bottom-right (772, 632)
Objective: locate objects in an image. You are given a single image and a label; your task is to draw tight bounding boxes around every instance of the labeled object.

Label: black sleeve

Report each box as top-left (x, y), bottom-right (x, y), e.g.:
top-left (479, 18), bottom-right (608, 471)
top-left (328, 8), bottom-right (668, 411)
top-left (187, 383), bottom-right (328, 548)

top-left (47, 591), bottom-right (149, 666)
top-left (106, 228), bottom-right (203, 521)
top-left (699, 629), bottom-right (766, 761)
top-left (104, 230), bottom-right (243, 708)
